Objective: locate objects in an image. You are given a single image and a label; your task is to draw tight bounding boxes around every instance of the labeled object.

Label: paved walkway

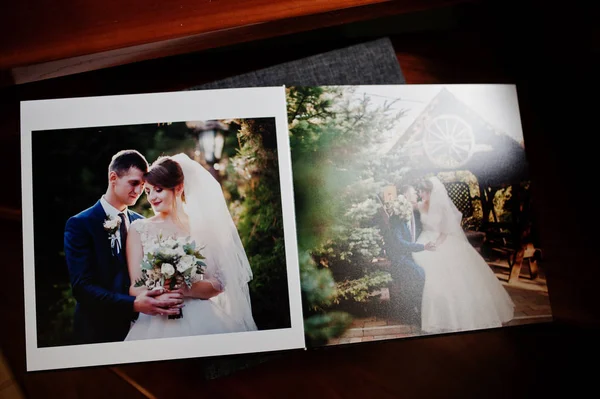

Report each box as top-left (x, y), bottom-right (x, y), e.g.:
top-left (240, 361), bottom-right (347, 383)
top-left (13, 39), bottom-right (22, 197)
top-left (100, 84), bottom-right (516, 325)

top-left (327, 261), bottom-right (552, 346)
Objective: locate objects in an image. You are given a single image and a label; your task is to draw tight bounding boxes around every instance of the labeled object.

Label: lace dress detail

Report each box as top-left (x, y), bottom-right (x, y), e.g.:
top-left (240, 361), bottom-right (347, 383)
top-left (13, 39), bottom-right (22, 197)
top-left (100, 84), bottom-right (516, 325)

top-left (130, 219), bottom-right (224, 290)
top-left (124, 218), bottom-right (245, 341)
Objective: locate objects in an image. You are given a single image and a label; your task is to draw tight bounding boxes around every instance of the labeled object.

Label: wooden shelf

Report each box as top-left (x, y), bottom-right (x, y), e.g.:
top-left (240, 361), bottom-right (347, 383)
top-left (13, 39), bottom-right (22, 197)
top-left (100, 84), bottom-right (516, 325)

top-left (0, 0), bottom-right (467, 85)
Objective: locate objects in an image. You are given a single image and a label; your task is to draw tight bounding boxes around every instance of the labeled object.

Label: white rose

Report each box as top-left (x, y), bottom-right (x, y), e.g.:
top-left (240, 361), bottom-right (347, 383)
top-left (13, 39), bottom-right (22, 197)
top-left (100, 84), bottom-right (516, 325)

top-left (104, 218), bottom-right (120, 230)
top-left (160, 247), bottom-right (177, 258)
top-left (174, 246), bottom-right (186, 258)
top-left (161, 263), bottom-right (175, 278)
top-left (164, 237), bottom-right (177, 248)
top-left (177, 255), bottom-right (196, 273)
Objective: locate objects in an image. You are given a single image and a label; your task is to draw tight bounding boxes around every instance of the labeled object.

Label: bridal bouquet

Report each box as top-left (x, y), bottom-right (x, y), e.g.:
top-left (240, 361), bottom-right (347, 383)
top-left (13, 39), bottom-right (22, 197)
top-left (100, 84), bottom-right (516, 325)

top-left (384, 194), bottom-right (413, 222)
top-left (134, 235), bottom-right (207, 319)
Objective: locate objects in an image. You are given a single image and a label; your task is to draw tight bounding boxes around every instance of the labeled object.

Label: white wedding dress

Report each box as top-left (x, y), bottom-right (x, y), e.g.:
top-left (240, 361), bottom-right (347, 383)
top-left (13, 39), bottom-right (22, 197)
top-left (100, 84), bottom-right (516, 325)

top-left (412, 178), bottom-right (514, 334)
top-left (125, 219), bottom-right (246, 341)
top-left (125, 153), bottom-right (257, 341)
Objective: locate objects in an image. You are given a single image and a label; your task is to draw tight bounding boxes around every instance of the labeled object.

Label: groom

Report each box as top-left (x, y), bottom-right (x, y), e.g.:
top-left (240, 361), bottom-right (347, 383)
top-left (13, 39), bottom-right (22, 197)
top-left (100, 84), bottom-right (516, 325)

top-left (64, 150), bottom-right (183, 345)
top-left (387, 185), bottom-right (435, 326)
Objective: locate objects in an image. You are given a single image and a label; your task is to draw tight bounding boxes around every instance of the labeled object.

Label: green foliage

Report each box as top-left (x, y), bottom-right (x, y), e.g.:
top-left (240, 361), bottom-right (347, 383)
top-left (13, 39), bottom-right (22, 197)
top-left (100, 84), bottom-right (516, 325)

top-left (288, 86), bottom-right (406, 345)
top-left (494, 186), bottom-right (513, 223)
top-left (134, 276), bottom-right (146, 288)
top-left (287, 86), bottom-right (336, 126)
top-left (36, 283), bottom-right (76, 347)
top-left (333, 271), bottom-right (393, 304)
top-left (345, 198), bottom-right (380, 224)
top-left (226, 118), bottom-right (291, 330)
top-left (299, 252), bottom-right (337, 309)
top-left (303, 312), bottom-right (353, 346)
top-left (314, 227), bottom-right (383, 263)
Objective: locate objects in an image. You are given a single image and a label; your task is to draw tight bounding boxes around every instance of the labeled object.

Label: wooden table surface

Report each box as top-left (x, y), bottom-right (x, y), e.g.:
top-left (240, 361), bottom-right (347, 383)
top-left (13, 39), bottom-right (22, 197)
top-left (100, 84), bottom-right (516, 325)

top-left (1, 0), bottom-right (598, 397)
top-left (0, 0), bottom-right (466, 85)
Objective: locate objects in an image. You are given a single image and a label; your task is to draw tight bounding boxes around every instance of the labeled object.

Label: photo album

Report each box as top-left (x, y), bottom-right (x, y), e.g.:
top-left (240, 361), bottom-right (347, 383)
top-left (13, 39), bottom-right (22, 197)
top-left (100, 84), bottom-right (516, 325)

top-left (20, 84), bottom-right (552, 371)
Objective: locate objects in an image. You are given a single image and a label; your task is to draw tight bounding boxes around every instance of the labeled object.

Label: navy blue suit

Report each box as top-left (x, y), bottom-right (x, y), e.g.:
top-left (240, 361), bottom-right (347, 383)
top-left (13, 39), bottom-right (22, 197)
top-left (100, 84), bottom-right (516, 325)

top-left (64, 200), bottom-right (144, 344)
top-left (387, 212), bottom-right (426, 324)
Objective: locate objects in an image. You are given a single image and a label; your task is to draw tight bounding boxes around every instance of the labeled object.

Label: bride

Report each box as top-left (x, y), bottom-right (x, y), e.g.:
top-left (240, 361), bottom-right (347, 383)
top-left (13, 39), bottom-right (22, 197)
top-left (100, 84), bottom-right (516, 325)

top-left (125, 153), bottom-right (257, 340)
top-left (412, 176), bottom-right (514, 334)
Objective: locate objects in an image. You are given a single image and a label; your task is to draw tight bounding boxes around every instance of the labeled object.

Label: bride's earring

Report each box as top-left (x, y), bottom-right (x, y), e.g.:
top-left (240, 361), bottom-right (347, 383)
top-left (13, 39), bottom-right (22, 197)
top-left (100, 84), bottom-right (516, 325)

top-left (181, 191), bottom-right (186, 203)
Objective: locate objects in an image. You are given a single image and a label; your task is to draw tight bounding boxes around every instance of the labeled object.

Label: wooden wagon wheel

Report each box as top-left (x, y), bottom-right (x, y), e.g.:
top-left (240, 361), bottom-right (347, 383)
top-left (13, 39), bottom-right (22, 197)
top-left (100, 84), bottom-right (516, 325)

top-left (423, 114), bottom-right (475, 168)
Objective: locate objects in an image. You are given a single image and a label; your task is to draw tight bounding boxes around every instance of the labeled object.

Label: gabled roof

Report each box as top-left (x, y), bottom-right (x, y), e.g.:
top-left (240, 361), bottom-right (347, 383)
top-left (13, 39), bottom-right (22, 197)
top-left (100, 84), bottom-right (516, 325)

top-left (387, 87), bottom-right (528, 186)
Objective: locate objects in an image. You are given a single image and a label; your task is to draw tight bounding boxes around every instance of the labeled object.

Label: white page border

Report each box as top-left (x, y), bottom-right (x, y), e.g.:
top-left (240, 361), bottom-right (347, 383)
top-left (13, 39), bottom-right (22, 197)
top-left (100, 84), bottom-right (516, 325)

top-left (21, 86), bottom-right (305, 371)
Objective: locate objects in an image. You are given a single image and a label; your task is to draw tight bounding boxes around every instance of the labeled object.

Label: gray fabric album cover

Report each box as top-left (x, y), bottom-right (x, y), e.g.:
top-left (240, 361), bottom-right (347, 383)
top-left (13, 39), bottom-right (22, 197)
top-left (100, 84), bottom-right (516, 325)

top-left (190, 37), bottom-right (405, 90)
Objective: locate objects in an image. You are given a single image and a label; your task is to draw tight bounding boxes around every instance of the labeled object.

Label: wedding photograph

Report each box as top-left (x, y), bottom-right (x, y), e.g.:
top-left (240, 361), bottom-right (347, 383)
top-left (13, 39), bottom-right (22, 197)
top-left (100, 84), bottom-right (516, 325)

top-left (288, 85), bottom-right (552, 347)
top-left (21, 88), bottom-right (304, 371)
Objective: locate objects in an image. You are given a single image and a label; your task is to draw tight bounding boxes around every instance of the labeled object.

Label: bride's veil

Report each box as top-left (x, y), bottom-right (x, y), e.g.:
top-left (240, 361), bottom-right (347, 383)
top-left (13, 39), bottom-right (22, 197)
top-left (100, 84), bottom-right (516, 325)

top-left (171, 153), bottom-right (258, 331)
top-left (427, 176), bottom-right (466, 238)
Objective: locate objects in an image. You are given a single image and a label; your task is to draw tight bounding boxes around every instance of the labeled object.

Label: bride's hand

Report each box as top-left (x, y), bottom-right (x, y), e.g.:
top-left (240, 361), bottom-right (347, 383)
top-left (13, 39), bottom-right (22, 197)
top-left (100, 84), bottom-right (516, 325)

top-left (436, 233), bottom-right (448, 247)
top-left (169, 281), bottom-right (190, 298)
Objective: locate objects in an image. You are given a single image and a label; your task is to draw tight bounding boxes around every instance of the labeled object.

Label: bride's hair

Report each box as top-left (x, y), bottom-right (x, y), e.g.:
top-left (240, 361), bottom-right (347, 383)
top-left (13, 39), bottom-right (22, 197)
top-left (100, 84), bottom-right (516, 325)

top-left (144, 156), bottom-right (183, 190)
top-left (417, 179), bottom-right (434, 193)
top-left (145, 157), bottom-right (185, 198)
top-left (145, 157), bottom-right (188, 229)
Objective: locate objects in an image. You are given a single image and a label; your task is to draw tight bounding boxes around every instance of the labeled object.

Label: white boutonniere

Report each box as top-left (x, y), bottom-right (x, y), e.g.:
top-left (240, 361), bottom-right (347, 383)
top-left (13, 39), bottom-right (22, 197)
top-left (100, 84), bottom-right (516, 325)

top-left (103, 215), bottom-right (122, 255)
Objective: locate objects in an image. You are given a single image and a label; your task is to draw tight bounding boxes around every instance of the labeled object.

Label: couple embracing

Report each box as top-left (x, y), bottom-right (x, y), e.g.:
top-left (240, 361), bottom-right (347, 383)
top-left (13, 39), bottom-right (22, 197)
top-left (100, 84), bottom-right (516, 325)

top-left (64, 150), bottom-right (257, 345)
top-left (387, 178), bottom-right (514, 334)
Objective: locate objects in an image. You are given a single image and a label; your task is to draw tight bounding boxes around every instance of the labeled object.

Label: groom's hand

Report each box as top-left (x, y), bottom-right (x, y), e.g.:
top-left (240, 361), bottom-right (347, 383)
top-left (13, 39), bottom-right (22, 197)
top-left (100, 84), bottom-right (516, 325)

top-left (424, 242), bottom-right (436, 251)
top-left (155, 290), bottom-right (186, 310)
top-left (133, 288), bottom-right (184, 316)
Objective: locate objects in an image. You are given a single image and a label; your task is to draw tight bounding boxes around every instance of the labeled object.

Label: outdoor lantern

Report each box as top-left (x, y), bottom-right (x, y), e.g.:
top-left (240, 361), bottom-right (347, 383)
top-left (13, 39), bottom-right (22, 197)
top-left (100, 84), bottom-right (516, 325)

top-left (200, 129), bottom-right (216, 163)
top-left (214, 131), bottom-right (225, 161)
top-left (186, 120), bottom-right (229, 166)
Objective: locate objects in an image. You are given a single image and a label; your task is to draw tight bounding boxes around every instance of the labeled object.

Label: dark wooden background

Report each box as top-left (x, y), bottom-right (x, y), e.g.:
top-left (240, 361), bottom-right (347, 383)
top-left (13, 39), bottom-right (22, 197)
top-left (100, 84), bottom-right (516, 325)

top-left (1, 0), bottom-right (598, 397)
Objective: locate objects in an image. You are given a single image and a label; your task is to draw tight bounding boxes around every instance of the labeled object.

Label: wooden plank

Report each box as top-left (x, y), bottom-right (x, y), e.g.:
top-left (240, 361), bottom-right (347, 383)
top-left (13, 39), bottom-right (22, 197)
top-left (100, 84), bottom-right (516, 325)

top-left (0, 0), bottom-right (469, 85)
top-left (528, 258), bottom-right (539, 279)
top-left (508, 245), bottom-right (525, 284)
